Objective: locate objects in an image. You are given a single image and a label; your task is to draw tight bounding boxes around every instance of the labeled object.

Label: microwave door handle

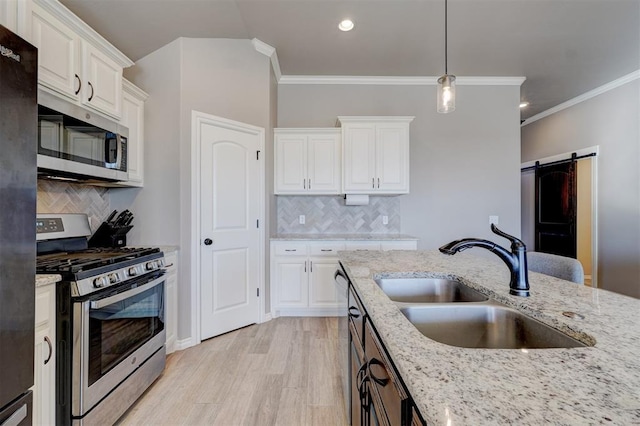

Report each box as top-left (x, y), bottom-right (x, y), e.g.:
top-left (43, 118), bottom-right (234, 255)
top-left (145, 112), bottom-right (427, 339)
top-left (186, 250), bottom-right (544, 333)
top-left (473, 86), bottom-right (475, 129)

top-left (115, 134), bottom-right (123, 169)
top-left (90, 275), bottom-right (164, 309)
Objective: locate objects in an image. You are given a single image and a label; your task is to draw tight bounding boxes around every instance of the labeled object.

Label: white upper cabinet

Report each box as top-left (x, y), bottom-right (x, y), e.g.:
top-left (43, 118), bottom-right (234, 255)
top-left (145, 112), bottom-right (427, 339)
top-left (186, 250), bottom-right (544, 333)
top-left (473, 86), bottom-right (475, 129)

top-left (119, 79), bottom-right (148, 186)
top-left (30, 2), bottom-right (79, 99)
top-left (274, 128), bottom-right (341, 194)
top-left (339, 117), bottom-right (413, 194)
top-left (25, 0), bottom-right (133, 119)
top-left (81, 40), bottom-right (122, 117)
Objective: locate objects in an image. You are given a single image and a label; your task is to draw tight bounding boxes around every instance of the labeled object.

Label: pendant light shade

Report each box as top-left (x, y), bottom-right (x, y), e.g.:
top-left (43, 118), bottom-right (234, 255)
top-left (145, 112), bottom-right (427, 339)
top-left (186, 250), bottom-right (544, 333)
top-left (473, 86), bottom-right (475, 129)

top-left (437, 75), bottom-right (456, 113)
top-left (437, 0), bottom-right (456, 113)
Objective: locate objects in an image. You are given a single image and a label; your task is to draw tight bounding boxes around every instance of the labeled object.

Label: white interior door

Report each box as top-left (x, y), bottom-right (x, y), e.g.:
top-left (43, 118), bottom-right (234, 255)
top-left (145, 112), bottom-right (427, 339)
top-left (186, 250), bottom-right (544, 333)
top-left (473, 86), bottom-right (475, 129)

top-left (199, 117), bottom-right (262, 340)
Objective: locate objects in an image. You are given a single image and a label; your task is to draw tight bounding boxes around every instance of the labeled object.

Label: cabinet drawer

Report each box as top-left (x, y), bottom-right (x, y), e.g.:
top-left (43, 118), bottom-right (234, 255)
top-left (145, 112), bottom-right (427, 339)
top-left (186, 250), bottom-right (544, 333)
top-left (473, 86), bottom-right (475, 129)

top-left (365, 322), bottom-right (407, 425)
top-left (35, 285), bottom-right (55, 328)
top-left (308, 242), bottom-right (345, 256)
top-left (273, 243), bottom-right (308, 256)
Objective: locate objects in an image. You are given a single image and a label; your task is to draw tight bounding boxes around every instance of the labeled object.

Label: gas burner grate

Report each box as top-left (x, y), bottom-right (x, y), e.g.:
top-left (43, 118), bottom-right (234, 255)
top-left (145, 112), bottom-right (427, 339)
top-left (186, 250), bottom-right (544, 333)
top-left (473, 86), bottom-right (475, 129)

top-left (36, 247), bottom-right (161, 274)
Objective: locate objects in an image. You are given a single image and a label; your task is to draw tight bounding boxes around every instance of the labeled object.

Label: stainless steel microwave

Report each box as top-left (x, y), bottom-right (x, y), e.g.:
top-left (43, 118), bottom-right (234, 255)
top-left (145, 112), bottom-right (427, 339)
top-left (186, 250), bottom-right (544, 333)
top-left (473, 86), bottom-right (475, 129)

top-left (37, 91), bottom-right (128, 182)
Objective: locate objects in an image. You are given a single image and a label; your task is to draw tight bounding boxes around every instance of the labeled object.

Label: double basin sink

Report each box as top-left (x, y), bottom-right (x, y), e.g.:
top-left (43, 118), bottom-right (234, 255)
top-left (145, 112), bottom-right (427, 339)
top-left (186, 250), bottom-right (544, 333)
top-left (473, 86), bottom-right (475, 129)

top-left (375, 277), bottom-right (587, 349)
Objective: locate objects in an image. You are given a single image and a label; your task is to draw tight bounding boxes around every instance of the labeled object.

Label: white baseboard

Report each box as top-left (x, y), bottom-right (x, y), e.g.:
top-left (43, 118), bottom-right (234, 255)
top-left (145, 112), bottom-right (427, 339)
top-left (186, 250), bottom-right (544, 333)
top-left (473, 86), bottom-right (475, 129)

top-left (274, 307), bottom-right (347, 317)
top-left (262, 312), bottom-right (273, 323)
top-left (174, 337), bottom-right (196, 352)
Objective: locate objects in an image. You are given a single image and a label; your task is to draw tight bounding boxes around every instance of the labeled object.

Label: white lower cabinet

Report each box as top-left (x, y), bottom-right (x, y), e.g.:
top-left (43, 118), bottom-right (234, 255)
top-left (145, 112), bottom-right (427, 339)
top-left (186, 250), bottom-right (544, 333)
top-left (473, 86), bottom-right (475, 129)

top-left (164, 250), bottom-right (178, 354)
top-left (271, 239), bottom-right (417, 316)
top-left (33, 282), bottom-right (56, 426)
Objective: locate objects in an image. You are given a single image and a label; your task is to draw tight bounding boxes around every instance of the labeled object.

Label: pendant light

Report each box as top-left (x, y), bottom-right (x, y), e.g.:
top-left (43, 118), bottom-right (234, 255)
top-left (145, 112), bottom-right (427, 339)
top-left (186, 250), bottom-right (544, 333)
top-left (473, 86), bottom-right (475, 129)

top-left (437, 0), bottom-right (456, 113)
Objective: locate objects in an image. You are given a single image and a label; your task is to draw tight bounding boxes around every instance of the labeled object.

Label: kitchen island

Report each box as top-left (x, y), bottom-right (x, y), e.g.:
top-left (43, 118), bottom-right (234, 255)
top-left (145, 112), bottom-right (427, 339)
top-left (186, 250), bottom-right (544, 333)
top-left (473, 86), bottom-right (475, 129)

top-left (339, 250), bottom-right (640, 424)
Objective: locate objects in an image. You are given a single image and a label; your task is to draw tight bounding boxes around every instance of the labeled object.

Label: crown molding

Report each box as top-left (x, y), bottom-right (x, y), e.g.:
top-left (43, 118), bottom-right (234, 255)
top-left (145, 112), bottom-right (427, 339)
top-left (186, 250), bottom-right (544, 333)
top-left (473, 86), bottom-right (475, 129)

top-left (521, 70), bottom-right (640, 127)
top-left (252, 38), bottom-right (282, 81)
top-left (279, 75), bottom-right (526, 86)
top-left (122, 78), bottom-right (149, 101)
top-left (34, 0), bottom-right (134, 67)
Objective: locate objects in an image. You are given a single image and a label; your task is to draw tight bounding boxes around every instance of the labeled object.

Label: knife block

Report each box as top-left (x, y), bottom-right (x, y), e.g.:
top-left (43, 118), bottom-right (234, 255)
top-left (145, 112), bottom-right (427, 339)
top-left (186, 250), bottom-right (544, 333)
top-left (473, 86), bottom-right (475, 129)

top-left (88, 222), bottom-right (133, 248)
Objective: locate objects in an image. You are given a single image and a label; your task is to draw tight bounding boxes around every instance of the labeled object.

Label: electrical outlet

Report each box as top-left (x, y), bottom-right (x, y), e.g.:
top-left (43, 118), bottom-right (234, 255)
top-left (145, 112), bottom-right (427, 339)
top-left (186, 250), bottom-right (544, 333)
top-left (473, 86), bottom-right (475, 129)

top-left (489, 215), bottom-right (499, 225)
top-left (299, 215), bottom-right (305, 225)
top-left (382, 215), bottom-right (389, 225)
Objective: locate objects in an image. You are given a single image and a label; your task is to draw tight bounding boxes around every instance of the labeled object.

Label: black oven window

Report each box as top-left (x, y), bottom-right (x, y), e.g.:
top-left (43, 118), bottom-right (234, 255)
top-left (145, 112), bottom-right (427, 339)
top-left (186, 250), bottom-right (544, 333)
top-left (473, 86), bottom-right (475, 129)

top-left (88, 283), bottom-right (164, 386)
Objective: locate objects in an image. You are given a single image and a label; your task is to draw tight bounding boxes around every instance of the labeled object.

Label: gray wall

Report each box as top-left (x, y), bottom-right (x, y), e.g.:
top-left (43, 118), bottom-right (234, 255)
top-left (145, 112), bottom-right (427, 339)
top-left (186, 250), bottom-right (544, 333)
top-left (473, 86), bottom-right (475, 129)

top-left (112, 38), bottom-right (274, 342)
top-left (278, 84), bottom-right (522, 248)
top-left (521, 79), bottom-right (640, 298)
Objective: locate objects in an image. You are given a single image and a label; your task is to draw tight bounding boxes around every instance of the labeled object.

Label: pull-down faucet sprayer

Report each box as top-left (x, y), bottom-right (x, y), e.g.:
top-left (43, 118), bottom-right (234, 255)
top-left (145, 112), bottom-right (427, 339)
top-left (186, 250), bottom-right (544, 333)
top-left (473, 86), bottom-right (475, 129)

top-left (439, 224), bottom-right (530, 297)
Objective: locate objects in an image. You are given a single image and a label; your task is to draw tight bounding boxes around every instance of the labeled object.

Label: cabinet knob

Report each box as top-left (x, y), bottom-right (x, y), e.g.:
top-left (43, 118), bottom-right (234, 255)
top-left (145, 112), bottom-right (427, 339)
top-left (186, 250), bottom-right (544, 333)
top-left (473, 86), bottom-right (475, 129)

top-left (204, 238), bottom-right (213, 246)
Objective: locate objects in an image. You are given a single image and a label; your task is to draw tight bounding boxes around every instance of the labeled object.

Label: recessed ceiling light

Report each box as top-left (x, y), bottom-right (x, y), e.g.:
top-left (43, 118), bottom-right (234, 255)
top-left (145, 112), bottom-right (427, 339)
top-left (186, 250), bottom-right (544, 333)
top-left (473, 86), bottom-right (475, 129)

top-left (338, 19), bottom-right (354, 32)
top-left (519, 102), bottom-right (529, 108)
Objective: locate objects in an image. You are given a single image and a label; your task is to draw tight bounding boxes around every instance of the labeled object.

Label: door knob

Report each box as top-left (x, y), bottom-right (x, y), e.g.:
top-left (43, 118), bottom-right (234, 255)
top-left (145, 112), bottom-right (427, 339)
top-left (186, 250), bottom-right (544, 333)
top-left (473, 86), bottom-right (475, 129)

top-left (204, 238), bottom-right (213, 246)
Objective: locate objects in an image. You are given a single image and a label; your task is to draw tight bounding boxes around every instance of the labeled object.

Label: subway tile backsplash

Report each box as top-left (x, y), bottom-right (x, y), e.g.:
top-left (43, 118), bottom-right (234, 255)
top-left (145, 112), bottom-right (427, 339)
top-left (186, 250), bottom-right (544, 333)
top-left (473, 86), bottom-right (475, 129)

top-left (277, 196), bottom-right (401, 234)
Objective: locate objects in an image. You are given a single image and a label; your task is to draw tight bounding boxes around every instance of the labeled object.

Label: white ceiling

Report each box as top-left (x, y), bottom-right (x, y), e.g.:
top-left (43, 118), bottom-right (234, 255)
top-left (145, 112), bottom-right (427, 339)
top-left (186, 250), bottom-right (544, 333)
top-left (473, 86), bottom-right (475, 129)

top-left (60, 0), bottom-right (640, 119)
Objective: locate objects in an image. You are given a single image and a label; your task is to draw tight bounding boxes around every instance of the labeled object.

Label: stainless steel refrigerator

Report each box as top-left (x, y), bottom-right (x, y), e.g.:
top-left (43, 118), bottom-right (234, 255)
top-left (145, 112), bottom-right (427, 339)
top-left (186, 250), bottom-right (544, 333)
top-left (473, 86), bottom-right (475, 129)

top-left (0, 25), bottom-right (37, 426)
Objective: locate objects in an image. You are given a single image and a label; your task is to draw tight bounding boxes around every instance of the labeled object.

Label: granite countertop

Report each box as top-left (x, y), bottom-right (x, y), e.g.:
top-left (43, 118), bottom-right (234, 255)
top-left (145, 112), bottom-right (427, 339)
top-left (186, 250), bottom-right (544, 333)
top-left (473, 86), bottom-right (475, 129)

top-left (271, 233), bottom-right (418, 241)
top-left (338, 250), bottom-right (640, 425)
top-left (36, 274), bottom-right (61, 287)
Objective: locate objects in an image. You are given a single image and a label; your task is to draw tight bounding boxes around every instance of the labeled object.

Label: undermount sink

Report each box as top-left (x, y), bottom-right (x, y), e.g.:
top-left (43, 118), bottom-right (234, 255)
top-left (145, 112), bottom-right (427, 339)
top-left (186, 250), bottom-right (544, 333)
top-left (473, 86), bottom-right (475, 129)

top-left (374, 277), bottom-right (489, 303)
top-left (400, 304), bottom-right (587, 349)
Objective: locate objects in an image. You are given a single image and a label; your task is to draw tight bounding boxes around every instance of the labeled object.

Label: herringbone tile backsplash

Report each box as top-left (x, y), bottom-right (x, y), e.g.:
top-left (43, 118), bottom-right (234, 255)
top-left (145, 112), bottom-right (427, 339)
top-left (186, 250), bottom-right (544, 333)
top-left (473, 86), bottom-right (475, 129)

top-left (277, 196), bottom-right (401, 234)
top-left (37, 180), bottom-right (110, 232)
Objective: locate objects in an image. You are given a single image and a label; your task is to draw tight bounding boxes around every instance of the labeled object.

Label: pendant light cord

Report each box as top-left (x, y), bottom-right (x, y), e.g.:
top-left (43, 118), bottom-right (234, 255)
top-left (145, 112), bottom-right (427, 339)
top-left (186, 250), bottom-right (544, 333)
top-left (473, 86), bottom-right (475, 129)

top-left (444, 0), bottom-right (448, 75)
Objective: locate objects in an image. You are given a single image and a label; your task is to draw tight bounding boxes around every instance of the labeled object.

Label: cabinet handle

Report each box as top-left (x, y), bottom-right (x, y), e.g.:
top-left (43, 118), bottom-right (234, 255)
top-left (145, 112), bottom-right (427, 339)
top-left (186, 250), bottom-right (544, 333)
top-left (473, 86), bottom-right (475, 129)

top-left (320, 249), bottom-right (332, 252)
top-left (348, 306), bottom-right (360, 319)
top-left (304, 261), bottom-right (307, 272)
top-left (367, 358), bottom-right (390, 386)
top-left (88, 82), bottom-right (94, 101)
top-left (44, 336), bottom-right (53, 365)
top-left (303, 179), bottom-right (306, 189)
top-left (284, 249), bottom-right (297, 252)
top-left (377, 178), bottom-right (380, 188)
top-left (372, 178), bottom-right (375, 189)
top-left (308, 179), bottom-right (311, 189)
top-left (74, 74), bottom-right (81, 95)
top-left (310, 261), bottom-right (313, 273)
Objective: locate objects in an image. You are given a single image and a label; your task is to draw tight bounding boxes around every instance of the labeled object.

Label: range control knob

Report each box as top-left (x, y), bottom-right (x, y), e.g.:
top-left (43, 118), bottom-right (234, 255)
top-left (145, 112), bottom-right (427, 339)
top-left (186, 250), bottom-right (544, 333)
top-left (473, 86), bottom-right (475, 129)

top-left (146, 261), bottom-right (156, 271)
top-left (128, 267), bottom-right (138, 277)
top-left (109, 273), bottom-right (119, 284)
top-left (93, 276), bottom-right (107, 288)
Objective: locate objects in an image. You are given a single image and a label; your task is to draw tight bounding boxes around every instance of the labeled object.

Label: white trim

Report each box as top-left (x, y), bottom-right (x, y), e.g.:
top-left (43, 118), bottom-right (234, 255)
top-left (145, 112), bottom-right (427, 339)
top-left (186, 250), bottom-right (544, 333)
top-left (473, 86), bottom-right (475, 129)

top-left (262, 313), bottom-right (273, 323)
top-left (522, 70), bottom-right (640, 126)
top-left (191, 111), bottom-right (266, 344)
top-left (520, 145), bottom-right (599, 289)
top-left (252, 38), bottom-right (282, 82)
top-left (34, 0), bottom-right (134, 67)
top-left (279, 75), bottom-right (526, 86)
top-left (122, 78), bottom-right (149, 101)
top-left (274, 308), bottom-right (347, 317)
top-left (174, 337), bottom-right (197, 352)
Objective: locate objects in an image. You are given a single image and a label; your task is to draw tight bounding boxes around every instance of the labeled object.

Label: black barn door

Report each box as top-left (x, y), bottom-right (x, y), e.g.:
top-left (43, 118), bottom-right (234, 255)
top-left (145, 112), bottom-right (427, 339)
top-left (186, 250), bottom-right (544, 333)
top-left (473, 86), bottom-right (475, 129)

top-left (535, 162), bottom-right (577, 258)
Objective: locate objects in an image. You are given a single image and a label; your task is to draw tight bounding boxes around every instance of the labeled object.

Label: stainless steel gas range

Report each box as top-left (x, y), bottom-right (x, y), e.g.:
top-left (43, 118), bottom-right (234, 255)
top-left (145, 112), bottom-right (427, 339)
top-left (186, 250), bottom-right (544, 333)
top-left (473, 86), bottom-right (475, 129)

top-left (36, 214), bottom-right (166, 425)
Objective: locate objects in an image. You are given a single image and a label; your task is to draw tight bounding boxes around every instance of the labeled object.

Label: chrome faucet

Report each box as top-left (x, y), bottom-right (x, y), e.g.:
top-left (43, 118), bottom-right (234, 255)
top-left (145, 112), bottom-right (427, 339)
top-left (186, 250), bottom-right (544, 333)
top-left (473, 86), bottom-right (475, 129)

top-left (439, 224), bottom-right (530, 297)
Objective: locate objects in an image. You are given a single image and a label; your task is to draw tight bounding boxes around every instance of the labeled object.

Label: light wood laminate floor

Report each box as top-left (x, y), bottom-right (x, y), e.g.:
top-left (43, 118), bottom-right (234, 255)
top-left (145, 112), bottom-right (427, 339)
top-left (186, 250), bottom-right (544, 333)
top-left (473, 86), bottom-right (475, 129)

top-left (119, 317), bottom-right (349, 426)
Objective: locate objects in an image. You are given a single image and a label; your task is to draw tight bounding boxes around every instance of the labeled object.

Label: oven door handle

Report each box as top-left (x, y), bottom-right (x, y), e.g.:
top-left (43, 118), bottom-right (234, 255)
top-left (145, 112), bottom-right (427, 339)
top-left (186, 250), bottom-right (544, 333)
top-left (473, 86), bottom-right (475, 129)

top-left (90, 275), bottom-right (164, 309)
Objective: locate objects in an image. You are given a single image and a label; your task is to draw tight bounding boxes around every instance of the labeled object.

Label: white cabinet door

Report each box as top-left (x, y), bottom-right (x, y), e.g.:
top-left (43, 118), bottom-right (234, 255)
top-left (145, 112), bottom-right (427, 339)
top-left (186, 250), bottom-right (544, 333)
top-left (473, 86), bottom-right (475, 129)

top-left (308, 257), bottom-right (340, 307)
top-left (120, 81), bottom-right (147, 186)
top-left (275, 133), bottom-right (306, 193)
top-left (81, 40), bottom-right (122, 119)
top-left (342, 122), bottom-right (376, 192)
top-left (31, 3), bottom-right (79, 100)
top-left (376, 123), bottom-right (409, 193)
top-left (274, 258), bottom-right (308, 308)
top-left (307, 132), bottom-right (341, 194)
top-left (33, 284), bottom-right (56, 426)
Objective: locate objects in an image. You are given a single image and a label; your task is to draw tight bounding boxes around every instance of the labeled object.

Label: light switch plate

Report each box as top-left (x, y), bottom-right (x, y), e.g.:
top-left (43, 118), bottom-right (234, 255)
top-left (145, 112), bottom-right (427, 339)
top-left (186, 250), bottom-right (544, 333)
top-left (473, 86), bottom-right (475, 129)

top-left (382, 215), bottom-right (389, 225)
top-left (299, 215), bottom-right (305, 225)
